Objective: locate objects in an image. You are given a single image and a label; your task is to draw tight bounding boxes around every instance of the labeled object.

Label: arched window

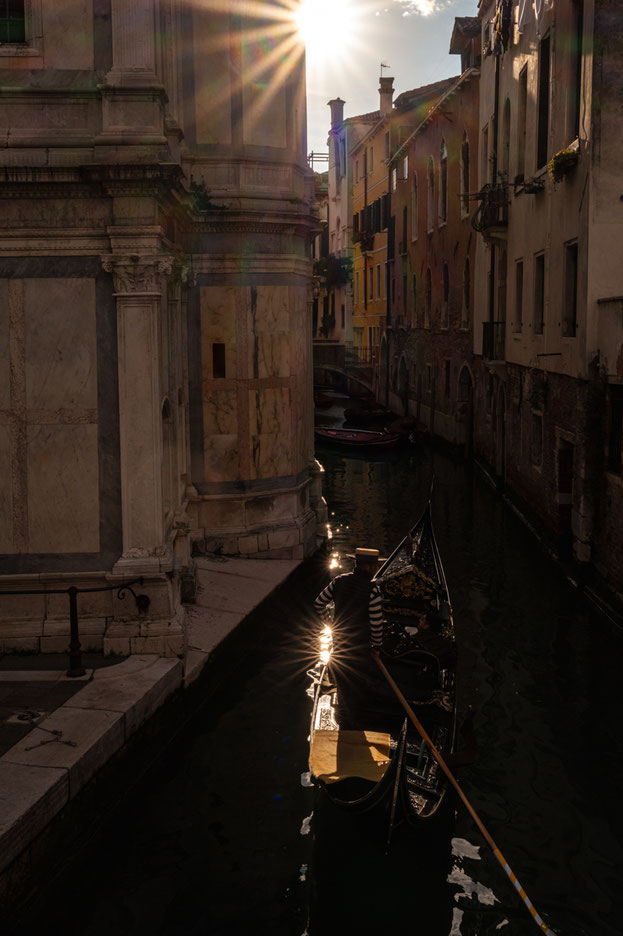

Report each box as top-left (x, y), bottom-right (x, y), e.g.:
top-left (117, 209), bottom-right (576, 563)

top-left (425, 267), bottom-right (432, 327)
top-left (460, 132), bottom-right (470, 217)
top-left (502, 99), bottom-right (511, 178)
top-left (439, 140), bottom-right (448, 225)
top-left (411, 173), bottom-right (418, 241)
top-left (427, 157), bottom-right (435, 233)
top-left (462, 257), bottom-right (471, 327)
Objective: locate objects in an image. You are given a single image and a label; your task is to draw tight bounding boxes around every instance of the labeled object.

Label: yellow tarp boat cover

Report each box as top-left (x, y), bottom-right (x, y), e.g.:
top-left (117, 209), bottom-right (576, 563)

top-left (310, 729), bottom-right (392, 784)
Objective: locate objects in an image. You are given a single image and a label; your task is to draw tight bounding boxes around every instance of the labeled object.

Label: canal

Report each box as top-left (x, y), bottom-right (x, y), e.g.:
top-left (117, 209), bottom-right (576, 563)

top-left (16, 443), bottom-right (623, 936)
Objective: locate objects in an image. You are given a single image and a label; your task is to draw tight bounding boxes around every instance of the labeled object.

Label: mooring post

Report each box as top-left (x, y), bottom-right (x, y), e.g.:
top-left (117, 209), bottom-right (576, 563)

top-left (66, 586), bottom-right (85, 677)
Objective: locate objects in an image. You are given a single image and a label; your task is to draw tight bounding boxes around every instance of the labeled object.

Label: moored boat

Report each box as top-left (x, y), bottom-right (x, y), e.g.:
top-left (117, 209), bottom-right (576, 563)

top-left (308, 496), bottom-right (457, 828)
top-left (314, 427), bottom-right (403, 450)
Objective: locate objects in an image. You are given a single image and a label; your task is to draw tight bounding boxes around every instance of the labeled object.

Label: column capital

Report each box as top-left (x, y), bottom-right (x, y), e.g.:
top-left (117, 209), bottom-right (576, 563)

top-left (102, 255), bottom-right (174, 295)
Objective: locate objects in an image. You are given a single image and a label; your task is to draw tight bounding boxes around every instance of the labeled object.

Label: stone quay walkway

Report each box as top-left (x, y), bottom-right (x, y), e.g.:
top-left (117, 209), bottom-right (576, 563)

top-left (0, 556), bottom-right (301, 895)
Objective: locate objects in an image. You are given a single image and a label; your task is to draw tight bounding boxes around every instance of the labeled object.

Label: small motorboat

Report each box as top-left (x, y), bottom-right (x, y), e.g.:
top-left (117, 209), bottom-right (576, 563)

top-left (314, 427), bottom-right (403, 450)
top-left (314, 391), bottom-right (335, 408)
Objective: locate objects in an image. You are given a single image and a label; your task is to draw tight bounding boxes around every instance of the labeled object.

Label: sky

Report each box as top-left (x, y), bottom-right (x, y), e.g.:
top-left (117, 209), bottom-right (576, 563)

top-left (298, 0), bottom-right (478, 157)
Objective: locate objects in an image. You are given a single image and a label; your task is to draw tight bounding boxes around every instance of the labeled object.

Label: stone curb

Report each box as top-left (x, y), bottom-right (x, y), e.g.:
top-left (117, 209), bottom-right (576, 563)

top-left (0, 556), bottom-right (303, 883)
top-left (0, 655), bottom-right (182, 875)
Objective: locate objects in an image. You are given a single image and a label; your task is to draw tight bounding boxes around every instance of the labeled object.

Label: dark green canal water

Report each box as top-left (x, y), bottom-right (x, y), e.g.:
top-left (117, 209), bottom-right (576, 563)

top-left (15, 443), bottom-right (623, 936)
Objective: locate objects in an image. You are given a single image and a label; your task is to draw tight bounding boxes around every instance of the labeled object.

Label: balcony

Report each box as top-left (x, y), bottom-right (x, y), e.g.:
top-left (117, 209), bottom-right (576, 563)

top-left (358, 230), bottom-right (375, 253)
top-left (471, 184), bottom-right (509, 237)
top-left (482, 321), bottom-right (506, 361)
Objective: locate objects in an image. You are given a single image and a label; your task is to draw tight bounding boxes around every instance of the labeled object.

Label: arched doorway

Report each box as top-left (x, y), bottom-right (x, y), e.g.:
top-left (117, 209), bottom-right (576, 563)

top-left (495, 385), bottom-right (506, 482)
top-left (458, 365), bottom-right (474, 459)
top-left (397, 356), bottom-right (409, 415)
top-left (378, 336), bottom-right (388, 406)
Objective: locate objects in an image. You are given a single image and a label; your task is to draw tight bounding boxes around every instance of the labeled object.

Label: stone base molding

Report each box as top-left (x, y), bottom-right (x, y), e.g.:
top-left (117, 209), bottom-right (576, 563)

top-left (0, 569), bottom-right (184, 657)
top-left (190, 474), bottom-right (323, 561)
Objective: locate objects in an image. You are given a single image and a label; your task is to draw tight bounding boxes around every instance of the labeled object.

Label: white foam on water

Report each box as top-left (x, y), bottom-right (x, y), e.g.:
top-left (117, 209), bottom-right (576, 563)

top-left (300, 771), bottom-right (313, 787)
top-left (451, 837), bottom-right (481, 860)
top-left (495, 921), bottom-right (509, 930)
top-left (300, 813), bottom-right (313, 835)
top-left (448, 866), bottom-right (499, 906)
top-left (299, 863), bottom-right (308, 881)
top-left (449, 907), bottom-right (464, 935)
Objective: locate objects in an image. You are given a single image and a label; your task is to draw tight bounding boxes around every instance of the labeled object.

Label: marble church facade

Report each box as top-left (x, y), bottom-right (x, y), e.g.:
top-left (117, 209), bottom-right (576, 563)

top-left (0, 1), bottom-right (325, 654)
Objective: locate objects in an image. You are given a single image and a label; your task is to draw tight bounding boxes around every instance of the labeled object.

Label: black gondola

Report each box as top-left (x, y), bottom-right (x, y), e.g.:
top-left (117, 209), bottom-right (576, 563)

top-left (308, 496), bottom-right (456, 828)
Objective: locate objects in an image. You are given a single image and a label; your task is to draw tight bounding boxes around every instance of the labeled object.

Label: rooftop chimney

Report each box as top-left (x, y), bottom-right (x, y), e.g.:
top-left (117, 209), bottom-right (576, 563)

top-left (379, 77), bottom-right (394, 116)
top-left (328, 97), bottom-right (345, 130)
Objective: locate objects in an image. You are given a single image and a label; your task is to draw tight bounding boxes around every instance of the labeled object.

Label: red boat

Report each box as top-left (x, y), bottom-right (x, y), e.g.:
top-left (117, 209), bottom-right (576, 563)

top-left (314, 427), bottom-right (403, 449)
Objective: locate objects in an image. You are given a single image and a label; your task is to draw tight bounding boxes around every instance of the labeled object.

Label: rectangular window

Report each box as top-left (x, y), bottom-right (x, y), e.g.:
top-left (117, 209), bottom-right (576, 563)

top-left (341, 304), bottom-right (345, 328)
top-left (381, 193), bottom-right (389, 230)
top-left (383, 261), bottom-right (388, 300)
top-left (517, 67), bottom-right (527, 181)
top-left (369, 266), bottom-right (374, 300)
top-left (391, 167), bottom-right (397, 192)
top-left (531, 413), bottom-right (543, 466)
top-left (481, 125), bottom-right (489, 186)
top-left (355, 160), bottom-right (359, 183)
top-left (534, 253), bottom-right (545, 335)
top-left (537, 34), bottom-right (551, 168)
top-left (385, 132), bottom-right (390, 160)
top-left (0, 0), bottom-right (25, 43)
top-left (403, 155), bottom-right (408, 180)
top-left (608, 386), bottom-right (623, 474)
top-left (411, 174), bottom-right (418, 240)
top-left (212, 343), bottom-right (226, 379)
top-left (376, 264), bottom-right (381, 299)
top-left (369, 147), bottom-right (374, 172)
top-left (562, 242), bottom-right (578, 337)
top-left (570, 0), bottom-right (584, 141)
top-left (514, 260), bottom-right (524, 332)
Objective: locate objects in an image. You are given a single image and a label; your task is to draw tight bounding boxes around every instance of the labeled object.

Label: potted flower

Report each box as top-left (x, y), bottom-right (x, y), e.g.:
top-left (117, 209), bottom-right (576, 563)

top-left (547, 148), bottom-right (579, 184)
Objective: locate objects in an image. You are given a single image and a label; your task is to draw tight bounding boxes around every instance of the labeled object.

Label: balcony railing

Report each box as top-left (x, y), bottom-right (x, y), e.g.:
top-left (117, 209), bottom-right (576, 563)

top-left (472, 184), bottom-right (509, 235)
top-left (482, 321), bottom-right (506, 361)
top-left (345, 344), bottom-right (374, 366)
top-left (358, 230), bottom-right (375, 252)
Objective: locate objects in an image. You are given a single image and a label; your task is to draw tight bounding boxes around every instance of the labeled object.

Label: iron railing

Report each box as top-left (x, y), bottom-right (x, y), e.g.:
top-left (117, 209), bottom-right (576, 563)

top-left (0, 578), bottom-right (148, 676)
top-left (472, 184), bottom-right (509, 234)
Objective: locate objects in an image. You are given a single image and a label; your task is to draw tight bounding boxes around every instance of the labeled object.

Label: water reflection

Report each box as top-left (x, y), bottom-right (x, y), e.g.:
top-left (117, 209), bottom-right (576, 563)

top-left (13, 437), bottom-right (621, 936)
top-left (313, 444), bottom-right (623, 936)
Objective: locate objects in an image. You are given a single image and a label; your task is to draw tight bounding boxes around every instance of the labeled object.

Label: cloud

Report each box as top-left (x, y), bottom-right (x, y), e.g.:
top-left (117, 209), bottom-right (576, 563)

top-left (392, 0), bottom-right (447, 16)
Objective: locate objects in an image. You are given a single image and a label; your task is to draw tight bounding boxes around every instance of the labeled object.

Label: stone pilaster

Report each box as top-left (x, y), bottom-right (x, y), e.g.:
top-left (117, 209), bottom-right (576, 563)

top-left (97, 0), bottom-right (166, 147)
top-left (102, 254), bottom-right (173, 575)
top-left (106, 0), bottom-right (159, 86)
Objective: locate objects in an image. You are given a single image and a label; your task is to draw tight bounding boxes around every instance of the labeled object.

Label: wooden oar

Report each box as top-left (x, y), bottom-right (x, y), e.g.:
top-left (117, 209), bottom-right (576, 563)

top-left (374, 653), bottom-right (556, 936)
top-left (385, 718), bottom-right (407, 853)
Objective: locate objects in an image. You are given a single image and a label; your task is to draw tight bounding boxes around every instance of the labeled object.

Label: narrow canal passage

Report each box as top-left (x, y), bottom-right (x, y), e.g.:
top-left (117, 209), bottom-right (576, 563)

top-left (17, 446), bottom-right (623, 936)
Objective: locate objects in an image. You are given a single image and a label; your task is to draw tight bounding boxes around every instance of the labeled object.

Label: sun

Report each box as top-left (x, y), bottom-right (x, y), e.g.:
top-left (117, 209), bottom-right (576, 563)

top-left (294, 0), bottom-right (361, 67)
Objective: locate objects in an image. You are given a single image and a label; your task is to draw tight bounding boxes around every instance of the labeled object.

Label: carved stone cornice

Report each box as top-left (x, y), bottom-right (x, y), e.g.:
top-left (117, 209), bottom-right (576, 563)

top-left (101, 254), bottom-right (174, 295)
